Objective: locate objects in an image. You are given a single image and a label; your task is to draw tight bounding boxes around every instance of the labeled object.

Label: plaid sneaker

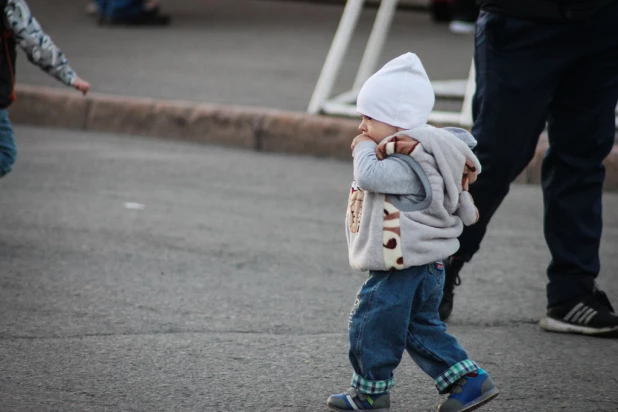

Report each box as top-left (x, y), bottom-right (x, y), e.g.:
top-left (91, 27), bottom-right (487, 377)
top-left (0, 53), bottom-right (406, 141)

top-left (439, 257), bottom-right (464, 321)
top-left (327, 388), bottom-right (390, 411)
top-left (438, 369), bottom-right (499, 412)
top-left (539, 281), bottom-right (618, 337)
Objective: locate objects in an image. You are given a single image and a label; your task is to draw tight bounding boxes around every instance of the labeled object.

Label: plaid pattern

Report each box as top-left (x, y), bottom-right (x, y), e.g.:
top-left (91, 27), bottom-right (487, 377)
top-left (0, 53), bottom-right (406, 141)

top-left (351, 373), bottom-right (394, 395)
top-left (434, 359), bottom-right (479, 393)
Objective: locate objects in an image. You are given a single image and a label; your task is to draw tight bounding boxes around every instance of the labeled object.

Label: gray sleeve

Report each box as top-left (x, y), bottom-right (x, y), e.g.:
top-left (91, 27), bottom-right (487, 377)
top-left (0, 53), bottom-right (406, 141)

top-left (352, 140), bottom-right (425, 196)
top-left (5, 0), bottom-right (77, 86)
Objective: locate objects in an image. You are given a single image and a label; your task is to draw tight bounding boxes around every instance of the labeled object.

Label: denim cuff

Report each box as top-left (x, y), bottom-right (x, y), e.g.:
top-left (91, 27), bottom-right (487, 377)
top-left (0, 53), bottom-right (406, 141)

top-left (351, 373), bottom-right (394, 394)
top-left (434, 359), bottom-right (479, 394)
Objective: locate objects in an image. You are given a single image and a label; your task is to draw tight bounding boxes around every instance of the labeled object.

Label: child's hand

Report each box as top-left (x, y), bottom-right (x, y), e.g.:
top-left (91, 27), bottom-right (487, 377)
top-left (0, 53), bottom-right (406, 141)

top-left (351, 134), bottom-right (373, 151)
top-left (72, 77), bottom-right (91, 96)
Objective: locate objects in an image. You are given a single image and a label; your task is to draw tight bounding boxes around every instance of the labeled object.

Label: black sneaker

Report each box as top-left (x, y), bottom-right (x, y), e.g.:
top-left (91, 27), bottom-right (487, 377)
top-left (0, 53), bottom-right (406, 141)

top-left (539, 281), bottom-right (618, 337)
top-left (99, 10), bottom-right (171, 26)
top-left (439, 257), bottom-right (464, 321)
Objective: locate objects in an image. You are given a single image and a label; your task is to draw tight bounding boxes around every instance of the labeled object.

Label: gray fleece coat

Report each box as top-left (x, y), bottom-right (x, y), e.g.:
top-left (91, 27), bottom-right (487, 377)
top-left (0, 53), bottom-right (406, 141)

top-left (345, 125), bottom-right (481, 271)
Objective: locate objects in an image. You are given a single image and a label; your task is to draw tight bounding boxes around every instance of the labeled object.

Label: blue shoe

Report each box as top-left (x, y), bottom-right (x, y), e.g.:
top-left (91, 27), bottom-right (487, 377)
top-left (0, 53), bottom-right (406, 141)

top-left (438, 369), bottom-right (499, 412)
top-left (327, 388), bottom-right (390, 411)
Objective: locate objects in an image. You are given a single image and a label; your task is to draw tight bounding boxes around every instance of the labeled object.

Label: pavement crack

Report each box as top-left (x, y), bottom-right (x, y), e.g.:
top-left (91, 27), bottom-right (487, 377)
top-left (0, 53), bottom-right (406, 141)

top-left (0, 330), bottom-right (341, 341)
top-left (447, 319), bottom-right (539, 328)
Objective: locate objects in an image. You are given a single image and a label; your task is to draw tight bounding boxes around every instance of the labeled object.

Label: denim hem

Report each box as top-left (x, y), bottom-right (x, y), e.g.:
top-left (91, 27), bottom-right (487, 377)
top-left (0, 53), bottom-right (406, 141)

top-left (434, 359), bottom-right (478, 393)
top-left (0, 108), bottom-right (16, 178)
top-left (351, 373), bottom-right (394, 394)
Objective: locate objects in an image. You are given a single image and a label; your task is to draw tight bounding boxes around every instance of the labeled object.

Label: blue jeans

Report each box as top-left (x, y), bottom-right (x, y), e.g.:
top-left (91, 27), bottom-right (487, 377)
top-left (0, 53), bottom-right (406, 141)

top-left (348, 263), bottom-right (478, 395)
top-left (0, 109), bottom-right (16, 178)
top-left (458, 4), bottom-right (618, 308)
top-left (95, 0), bottom-right (145, 19)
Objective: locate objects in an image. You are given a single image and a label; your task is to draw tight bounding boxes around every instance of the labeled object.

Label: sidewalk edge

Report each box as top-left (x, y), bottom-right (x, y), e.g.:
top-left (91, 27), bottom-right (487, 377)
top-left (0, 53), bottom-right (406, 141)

top-left (9, 84), bottom-right (617, 191)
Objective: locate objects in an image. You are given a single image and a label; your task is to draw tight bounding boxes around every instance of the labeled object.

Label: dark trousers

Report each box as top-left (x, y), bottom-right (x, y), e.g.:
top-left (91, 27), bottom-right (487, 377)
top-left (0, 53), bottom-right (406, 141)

top-left (458, 5), bottom-right (618, 308)
top-left (452, 0), bottom-right (479, 22)
top-left (95, 0), bottom-right (145, 19)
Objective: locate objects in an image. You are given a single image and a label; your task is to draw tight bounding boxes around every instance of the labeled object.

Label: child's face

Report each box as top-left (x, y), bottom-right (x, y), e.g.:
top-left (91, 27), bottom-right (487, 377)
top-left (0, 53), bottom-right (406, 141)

top-left (358, 115), bottom-right (400, 144)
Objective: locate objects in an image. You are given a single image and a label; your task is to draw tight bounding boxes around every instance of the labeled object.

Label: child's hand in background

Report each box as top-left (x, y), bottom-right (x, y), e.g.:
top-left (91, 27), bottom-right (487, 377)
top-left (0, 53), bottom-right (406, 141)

top-left (72, 77), bottom-right (91, 96)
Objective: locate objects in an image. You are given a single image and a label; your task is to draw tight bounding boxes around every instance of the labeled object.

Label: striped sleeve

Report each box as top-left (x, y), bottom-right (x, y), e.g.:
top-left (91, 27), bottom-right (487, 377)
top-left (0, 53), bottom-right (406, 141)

top-left (4, 0), bottom-right (77, 86)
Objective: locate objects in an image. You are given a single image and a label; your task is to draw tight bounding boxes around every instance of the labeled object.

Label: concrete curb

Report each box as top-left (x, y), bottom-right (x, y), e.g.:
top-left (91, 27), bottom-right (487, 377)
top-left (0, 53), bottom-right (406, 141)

top-left (9, 84), bottom-right (618, 191)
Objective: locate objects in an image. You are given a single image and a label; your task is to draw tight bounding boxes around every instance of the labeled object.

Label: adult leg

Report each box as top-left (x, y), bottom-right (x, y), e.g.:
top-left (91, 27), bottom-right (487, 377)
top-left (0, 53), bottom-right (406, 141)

top-left (542, 4), bottom-right (618, 308)
top-left (439, 12), bottom-right (572, 320)
top-left (458, 13), bottom-right (571, 261)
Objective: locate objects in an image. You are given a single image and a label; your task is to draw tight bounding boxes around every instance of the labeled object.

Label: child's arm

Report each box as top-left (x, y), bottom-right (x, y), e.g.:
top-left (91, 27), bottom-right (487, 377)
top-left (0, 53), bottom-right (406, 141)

top-left (352, 138), bottom-right (424, 195)
top-left (5, 0), bottom-right (89, 94)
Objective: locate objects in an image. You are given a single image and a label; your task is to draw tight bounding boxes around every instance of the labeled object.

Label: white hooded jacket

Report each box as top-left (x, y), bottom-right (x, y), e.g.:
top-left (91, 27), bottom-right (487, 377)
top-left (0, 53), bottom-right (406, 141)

top-left (345, 53), bottom-right (481, 271)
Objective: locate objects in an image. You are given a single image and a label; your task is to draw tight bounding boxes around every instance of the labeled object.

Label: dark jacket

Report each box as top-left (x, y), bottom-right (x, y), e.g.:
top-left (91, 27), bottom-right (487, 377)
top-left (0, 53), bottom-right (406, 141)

top-left (0, 0), bottom-right (16, 108)
top-left (477, 0), bottom-right (618, 20)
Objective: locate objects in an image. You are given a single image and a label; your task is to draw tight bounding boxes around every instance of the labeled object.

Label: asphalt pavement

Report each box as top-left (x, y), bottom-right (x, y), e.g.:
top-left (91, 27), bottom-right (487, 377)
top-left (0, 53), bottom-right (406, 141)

top-left (1, 126), bottom-right (617, 411)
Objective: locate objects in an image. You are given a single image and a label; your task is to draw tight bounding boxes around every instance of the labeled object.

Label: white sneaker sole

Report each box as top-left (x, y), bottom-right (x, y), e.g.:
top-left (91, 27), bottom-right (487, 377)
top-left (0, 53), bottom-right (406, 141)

top-left (327, 406), bottom-right (389, 412)
top-left (326, 399), bottom-right (390, 412)
top-left (437, 387), bottom-right (499, 412)
top-left (448, 21), bottom-right (475, 35)
top-left (539, 316), bottom-right (618, 337)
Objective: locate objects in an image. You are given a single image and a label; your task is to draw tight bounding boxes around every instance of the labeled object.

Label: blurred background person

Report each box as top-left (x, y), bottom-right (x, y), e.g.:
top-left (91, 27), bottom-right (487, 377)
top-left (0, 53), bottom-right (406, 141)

top-left (92, 0), bottom-right (170, 26)
top-left (449, 0), bottom-right (478, 34)
top-left (0, 0), bottom-right (89, 179)
top-left (429, 0), bottom-right (454, 22)
top-left (429, 0), bottom-right (479, 35)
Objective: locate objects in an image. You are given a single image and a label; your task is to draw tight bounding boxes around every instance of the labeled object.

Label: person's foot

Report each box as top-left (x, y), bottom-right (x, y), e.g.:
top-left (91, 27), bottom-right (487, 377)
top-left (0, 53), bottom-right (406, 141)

top-left (98, 9), bottom-right (170, 26)
top-left (448, 20), bottom-right (475, 35)
top-left (327, 388), bottom-right (390, 411)
top-left (539, 280), bottom-right (618, 337)
top-left (439, 257), bottom-right (464, 321)
top-left (438, 369), bottom-right (499, 412)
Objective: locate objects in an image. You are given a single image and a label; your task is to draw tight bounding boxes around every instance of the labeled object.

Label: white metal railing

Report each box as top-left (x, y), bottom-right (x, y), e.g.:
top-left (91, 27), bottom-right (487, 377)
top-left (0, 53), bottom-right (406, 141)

top-left (308, 0), bottom-right (618, 129)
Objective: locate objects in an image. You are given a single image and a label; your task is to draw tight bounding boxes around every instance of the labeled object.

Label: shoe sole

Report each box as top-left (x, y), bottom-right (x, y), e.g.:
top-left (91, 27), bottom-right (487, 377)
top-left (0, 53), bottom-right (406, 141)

top-left (448, 21), bottom-right (476, 35)
top-left (438, 387), bottom-right (499, 412)
top-left (539, 317), bottom-right (618, 337)
top-left (327, 405), bottom-right (389, 412)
